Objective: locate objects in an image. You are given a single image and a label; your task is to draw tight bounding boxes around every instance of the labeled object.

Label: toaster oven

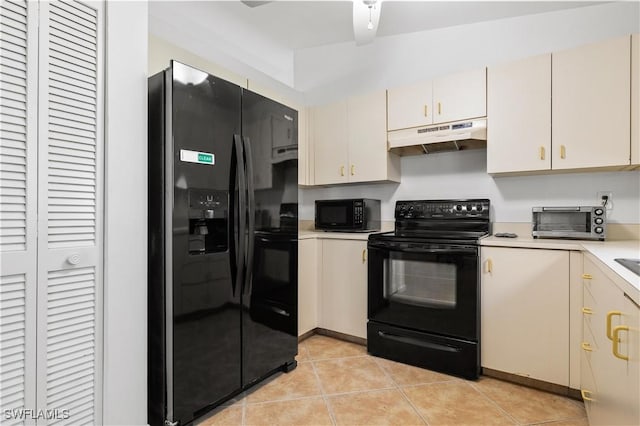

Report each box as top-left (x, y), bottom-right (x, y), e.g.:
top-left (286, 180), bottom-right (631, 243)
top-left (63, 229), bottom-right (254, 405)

top-left (532, 206), bottom-right (606, 241)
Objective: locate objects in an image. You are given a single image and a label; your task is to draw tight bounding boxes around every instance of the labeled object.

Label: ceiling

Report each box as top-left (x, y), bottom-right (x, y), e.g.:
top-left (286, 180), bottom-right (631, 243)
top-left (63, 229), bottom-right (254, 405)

top-left (175, 1), bottom-right (605, 50)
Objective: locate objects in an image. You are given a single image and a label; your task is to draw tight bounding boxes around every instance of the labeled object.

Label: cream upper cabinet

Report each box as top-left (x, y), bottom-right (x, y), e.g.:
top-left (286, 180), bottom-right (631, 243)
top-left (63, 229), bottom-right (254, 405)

top-left (319, 239), bottom-right (368, 339)
top-left (347, 91), bottom-right (400, 183)
top-left (311, 94), bottom-right (399, 185)
top-left (311, 100), bottom-right (349, 184)
top-left (552, 36), bottom-right (631, 169)
top-left (632, 33), bottom-right (639, 166)
top-left (487, 54), bottom-right (551, 173)
top-left (581, 254), bottom-right (639, 426)
top-left (433, 68), bottom-right (486, 124)
top-left (387, 68), bottom-right (486, 131)
top-left (481, 247), bottom-right (570, 386)
top-left (298, 238), bottom-right (319, 336)
top-left (387, 81), bottom-right (433, 130)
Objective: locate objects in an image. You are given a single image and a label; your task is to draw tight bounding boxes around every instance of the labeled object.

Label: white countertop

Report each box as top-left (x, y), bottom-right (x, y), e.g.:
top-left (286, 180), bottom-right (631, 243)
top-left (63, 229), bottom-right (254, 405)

top-left (481, 234), bottom-right (640, 301)
top-left (300, 222), bottom-right (640, 301)
top-left (581, 240), bottom-right (640, 299)
top-left (299, 230), bottom-right (380, 241)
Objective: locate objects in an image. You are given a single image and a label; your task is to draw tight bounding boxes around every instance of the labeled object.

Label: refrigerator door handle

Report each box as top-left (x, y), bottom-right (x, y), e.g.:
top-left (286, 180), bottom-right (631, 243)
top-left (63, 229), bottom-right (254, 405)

top-left (233, 134), bottom-right (246, 296)
top-left (242, 136), bottom-right (255, 295)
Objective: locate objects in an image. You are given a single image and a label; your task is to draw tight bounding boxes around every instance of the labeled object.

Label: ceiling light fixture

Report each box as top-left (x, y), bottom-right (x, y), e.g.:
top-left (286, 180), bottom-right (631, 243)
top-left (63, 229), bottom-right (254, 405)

top-left (353, 0), bottom-right (383, 45)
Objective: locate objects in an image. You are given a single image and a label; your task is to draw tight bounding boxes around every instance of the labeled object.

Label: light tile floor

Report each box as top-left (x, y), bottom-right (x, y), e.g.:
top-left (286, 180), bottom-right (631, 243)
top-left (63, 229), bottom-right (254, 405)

top-left (198, 335), bottom-right (587, 426)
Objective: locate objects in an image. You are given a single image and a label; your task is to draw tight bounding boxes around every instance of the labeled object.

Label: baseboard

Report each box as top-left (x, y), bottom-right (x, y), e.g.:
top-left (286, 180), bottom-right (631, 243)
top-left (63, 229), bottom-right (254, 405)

top-left (298, 329), bottom-right (317, 342)
top-left (482, 368), bottom-right (582, 401)
top-left (298, 328), bottom-right (367, 346)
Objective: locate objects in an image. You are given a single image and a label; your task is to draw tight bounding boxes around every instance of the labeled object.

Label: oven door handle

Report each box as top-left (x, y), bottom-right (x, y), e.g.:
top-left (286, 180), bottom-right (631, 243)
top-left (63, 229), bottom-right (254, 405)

top-left (377, 331), bottom-right (462, 353)
top-left (368, 243), bottom-right (476, 255)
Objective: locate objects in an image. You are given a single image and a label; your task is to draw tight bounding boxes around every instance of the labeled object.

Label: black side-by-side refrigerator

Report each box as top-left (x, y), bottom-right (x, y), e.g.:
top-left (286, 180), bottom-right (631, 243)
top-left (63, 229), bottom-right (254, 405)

top-left (148, 61), bottom-right (298, 426)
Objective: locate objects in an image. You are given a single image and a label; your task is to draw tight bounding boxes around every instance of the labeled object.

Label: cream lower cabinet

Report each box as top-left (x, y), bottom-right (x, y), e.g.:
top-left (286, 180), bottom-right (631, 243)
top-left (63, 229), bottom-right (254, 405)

top-left (298, 238), bottom-right (319, 336)
top-left (319, 239), bottom-right (368, 339)
top-left (581, 254), bottom-right (639, 426)
top-left (481, 247), bottom-right (570, 386)
top-left (552, 36), bottom-right (631, 169)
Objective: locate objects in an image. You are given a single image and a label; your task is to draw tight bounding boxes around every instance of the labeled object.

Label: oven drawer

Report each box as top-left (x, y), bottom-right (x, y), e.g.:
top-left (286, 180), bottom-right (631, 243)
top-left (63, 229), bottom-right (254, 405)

top-left (367, 321), bottom-right (480, 380)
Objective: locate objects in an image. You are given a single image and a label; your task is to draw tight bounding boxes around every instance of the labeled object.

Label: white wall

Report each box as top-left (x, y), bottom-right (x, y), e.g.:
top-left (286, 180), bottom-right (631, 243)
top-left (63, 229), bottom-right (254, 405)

top-left (104, 1), bottom-right (148, 424)
top-left (296, 2), bottom-right (640, 105)
top-left (299, 150), bottom-right (640, 224)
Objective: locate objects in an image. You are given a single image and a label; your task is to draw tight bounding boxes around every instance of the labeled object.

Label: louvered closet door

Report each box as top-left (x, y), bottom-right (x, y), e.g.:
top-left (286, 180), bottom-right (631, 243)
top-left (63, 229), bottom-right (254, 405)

top-left (0, 0), bottom-right (38, 424)
top-left (36, 1), bottom-right (104, 424)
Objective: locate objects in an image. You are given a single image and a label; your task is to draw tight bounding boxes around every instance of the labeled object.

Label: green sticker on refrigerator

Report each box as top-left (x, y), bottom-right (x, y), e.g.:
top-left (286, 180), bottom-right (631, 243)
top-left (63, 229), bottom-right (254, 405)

top-left (180, 149), bottom-right (215, 165)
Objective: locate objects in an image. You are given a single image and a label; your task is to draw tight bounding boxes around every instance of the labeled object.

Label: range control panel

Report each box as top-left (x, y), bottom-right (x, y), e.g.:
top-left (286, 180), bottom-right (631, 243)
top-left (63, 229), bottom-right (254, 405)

top-left (395, 199), bottom-right (491, 220)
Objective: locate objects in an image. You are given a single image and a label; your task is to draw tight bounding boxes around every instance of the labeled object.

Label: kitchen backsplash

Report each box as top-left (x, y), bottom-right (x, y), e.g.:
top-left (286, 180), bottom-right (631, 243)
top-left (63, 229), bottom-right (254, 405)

top-left (299, 149), bottom-right (640, 224)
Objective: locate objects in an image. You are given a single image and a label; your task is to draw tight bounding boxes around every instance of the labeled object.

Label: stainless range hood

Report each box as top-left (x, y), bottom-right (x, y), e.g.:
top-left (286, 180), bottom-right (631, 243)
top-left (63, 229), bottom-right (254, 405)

top-left (388, 119), bottom-right (487, 156)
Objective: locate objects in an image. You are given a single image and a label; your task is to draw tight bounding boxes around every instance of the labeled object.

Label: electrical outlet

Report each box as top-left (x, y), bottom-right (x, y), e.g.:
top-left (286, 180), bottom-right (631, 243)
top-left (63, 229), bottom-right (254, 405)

top-left (597, 191), bottom-right (613, 211)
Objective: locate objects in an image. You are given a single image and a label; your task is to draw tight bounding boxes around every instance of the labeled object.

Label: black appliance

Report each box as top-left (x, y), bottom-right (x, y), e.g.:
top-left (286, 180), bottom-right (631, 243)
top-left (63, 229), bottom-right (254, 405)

top-left (367, 199), bottom-right (490, 380)
top-left (315, 198), bottom-right (381, 232)
top-left (148, 61), bottom-right (298, 426)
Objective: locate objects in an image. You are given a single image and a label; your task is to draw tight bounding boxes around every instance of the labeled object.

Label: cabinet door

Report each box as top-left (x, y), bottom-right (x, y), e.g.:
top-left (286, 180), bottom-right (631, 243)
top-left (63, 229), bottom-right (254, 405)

top-left (582, 256), bottom-right (640, 426)
top-left (552, 36), bottom-right (631, 169)
top-left (320, 240), bottom-right (368, 339)
top-left (0, 0), bottom-right (38, 417)
top-left (37, 1), bottom-right (104, 422)
top-left (487, 54), bottom-right (551, 173)
top-left (481, 247), bottom-right (569, 386)
top-left (311, 100), bottom-right (348, 184)
top-left (433, 68), bottom-right (486, 124)
top-left (298, 238), bottom-right (318, 336)
top-left (632, 34), bottom-right (639, 166)
top-left (347, 91), bottom-right (389, 183)
top-left (387, 81), bottom-right (432, 130)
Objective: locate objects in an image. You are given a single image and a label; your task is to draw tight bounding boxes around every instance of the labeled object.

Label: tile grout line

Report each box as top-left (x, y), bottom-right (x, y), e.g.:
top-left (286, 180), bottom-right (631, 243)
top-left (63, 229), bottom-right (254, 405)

top-left (370, 356), bottom-right (431, 426)
top-left (467, 380), bottom-right (524, 425)
top-left (309, 358), bottom-right (339, 426)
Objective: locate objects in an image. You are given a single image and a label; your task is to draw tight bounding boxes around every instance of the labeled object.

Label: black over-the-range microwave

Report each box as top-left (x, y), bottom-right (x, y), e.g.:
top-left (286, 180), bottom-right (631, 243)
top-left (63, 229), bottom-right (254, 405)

top-left (315, 199), bottom-right (381, 232)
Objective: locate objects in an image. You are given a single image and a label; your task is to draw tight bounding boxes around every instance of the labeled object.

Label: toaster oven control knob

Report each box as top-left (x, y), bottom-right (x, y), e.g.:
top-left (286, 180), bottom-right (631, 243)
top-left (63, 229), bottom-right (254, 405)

top-left (594, 208), bottom-right (604, 216)
top-left (594, 226), bottom-right (604, 234)
top-left (594, 217), bottom-right (604, 225)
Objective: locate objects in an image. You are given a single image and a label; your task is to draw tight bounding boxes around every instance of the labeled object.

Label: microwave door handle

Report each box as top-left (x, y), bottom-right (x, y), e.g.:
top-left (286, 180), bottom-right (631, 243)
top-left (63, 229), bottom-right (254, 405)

top-left (542, 207), bottom-right (581, 211)
top-left (242, 136), bottom-right (255, 296)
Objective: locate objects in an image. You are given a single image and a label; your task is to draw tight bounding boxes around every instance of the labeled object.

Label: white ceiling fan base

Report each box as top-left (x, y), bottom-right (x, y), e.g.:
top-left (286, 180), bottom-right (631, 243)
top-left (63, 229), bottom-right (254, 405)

top-left (353, 1), bottom-right (381, 46)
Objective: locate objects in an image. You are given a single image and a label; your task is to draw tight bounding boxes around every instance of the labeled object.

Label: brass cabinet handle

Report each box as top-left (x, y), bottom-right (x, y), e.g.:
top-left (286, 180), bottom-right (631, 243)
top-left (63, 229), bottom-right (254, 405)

top-left (560, 145), bottom-right (566, 159)
top-left (424, 105), bottom-right (428, 117)
top-left (606, 311), bottom-right (622, 340)
top-left (539, 146), bottom-right (545, 160)
top-left (485, 258), bottom-right (493, 273)
top-left (582, 307), bottom-right (593, 315)
top-left (612, 326), bottom-right (629, 360)
top-left (362, 249), bottom-right (366, 264)
top-left (340, 165), bottom-right (345, 176)
top-left (582, 273), bottom-right (593, 280)
top-left (581, 389), bottom-right (595, 402)
top-left (437, 102), bottom-right (442, 115)
top-left (351, 164), bottom-right (355, 176)
top-left (581, 342), bottom-right (593, 352)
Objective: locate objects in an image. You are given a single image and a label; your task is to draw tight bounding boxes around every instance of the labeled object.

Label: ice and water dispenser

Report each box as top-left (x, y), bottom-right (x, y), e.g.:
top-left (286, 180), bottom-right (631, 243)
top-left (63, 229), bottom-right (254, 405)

top-left (187, 188), bottom-right (228, 254)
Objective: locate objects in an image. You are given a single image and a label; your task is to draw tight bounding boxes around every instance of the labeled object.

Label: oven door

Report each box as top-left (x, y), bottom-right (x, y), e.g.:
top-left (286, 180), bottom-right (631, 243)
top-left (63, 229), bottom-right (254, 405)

top-left (368, 239), bottom-right (479, 341)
